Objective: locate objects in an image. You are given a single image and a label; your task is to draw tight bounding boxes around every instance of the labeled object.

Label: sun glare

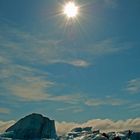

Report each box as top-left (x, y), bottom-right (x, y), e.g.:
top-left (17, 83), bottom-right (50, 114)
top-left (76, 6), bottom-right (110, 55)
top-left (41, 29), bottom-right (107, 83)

top-left (63, 1), bottom-right (78, 18)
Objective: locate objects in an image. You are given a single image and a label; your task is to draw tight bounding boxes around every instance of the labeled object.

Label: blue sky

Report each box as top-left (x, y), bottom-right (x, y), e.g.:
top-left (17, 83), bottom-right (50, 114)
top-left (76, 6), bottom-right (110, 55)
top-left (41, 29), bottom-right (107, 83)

top-left (0, 0), bottom-right (140, 122)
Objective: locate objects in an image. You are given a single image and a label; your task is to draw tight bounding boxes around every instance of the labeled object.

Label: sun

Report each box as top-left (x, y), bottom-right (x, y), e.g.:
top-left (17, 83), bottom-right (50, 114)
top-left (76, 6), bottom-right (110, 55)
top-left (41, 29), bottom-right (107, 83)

top-left (63, 1), bottom-right (78, 18)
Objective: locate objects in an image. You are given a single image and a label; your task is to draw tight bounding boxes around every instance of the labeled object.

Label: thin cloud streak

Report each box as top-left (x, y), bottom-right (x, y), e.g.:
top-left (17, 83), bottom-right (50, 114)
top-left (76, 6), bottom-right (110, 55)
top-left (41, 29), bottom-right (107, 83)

top-left (1, 62), bottom-right (128, 105)
top-left (56, 106), bottom-right (83, 113)
top-left (126, 78), bottom-right (140, 94)
top-left (51, 59), bottom-right (90, 68)
top-left (0, 22), bottom-right (132, 68)
top-left (0, 108), bottom-right (11, 114)
top-left (85, 97), bottom-right (127, 106)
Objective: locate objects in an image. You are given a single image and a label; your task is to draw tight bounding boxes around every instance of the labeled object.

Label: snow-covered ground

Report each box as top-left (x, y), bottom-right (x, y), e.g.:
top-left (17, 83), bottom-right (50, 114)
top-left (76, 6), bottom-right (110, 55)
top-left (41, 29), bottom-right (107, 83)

top-left (0, 128), bottom-right (140, 140)
top-left (58, 128), bottom-right (140, 140)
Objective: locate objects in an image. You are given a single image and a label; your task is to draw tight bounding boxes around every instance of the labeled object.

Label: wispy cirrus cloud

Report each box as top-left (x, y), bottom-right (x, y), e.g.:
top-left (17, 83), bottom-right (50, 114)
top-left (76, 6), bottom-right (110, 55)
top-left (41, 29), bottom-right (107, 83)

top-left (0, 21), bottom-right (132, 69)
top-left (10, 83), bottom-right (51, 102)
top-left (48, 94), bottom-right (82, 104)
top-left (0, 21), bottom-right (133, 109)
top-left (10, 83), bottom-right (82, 104)
top-left (84, 39), bottom-right (131, 56)
top-left (51, 59), bottom-right (90, 67)
top-left (85, 97), bottom-right (126, 106)
top-left (0, 62), bottom-right (81, 103)
top-left (67, 60), bottom-right (90, 67)
top-left (128, 103), bottom-right (140, 113)
top-left (126, 78), bottom-right (140, 94)
top-left (0, 108), bottom-right (11, 114)
top-left (56, 106), bottom-right (83, 113)
top-left (0, 60), bottom-right (128, 105)
top-left (129, 103), bottom-right (140, 109)
top-left (1, 62), bottom-right (128, 106)
top-left (0, 56), bottom-right (10, 64)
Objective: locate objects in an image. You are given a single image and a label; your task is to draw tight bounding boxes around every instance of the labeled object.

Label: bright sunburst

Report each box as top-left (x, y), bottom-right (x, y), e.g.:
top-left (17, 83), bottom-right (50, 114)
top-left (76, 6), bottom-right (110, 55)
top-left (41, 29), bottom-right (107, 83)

top-left (63, 1), bottom-right (78, 18)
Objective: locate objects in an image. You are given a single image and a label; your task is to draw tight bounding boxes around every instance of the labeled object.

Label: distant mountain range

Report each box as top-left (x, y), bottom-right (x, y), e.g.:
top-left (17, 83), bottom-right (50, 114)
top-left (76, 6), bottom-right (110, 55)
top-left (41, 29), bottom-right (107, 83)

top-left (0, 113), bottom-right (140, 140)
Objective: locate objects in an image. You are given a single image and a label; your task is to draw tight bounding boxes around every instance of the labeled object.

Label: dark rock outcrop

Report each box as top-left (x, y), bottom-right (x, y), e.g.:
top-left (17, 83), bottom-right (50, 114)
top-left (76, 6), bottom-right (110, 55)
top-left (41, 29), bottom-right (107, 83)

top-left (82, 127), bottom-right (92, 132)
top-left (6, 113), bottom-right (57, 139)
top-left (130, 132), bottom-right (140, 140)
top-left (71, 127), bottom-right (92, 133)
top-left (71, 127), bottom-right (83, 132)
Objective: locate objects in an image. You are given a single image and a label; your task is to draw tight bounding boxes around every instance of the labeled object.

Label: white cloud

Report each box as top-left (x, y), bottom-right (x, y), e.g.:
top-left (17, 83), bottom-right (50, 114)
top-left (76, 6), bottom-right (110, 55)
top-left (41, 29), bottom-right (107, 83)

top-left (10, 84), bottom-right (51, 101)
top-left (126, 78), bottom-right (140, 94)
top-left (48, 94), bottom-right (82, 104)
top-left (0, 63), bottom-right (128, 105)
top-left (0, 63), bottom-right (48, 80)
top-left (1, 64), bottom-right (128, 105)
top-left (9, 79), bottom-right (81, 103)
top-left (0, 23), bottom-right (133, 105)
top-left (56, 121), bottom-right (80, 135)
top-left (67, 60), bottom-right (90, 67)
top-left (0, 64), bottom-right (53, 101)
top-left (56, 118), bottom-right (140, 135)
top-left (0, 23), bottom-right (131, 69)
top-left (51, 59), bottom-right (90, 68)
top-left (0, 120), bottom-right (15, 133)
top-left (0, 64), bottom-right (81, 103)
